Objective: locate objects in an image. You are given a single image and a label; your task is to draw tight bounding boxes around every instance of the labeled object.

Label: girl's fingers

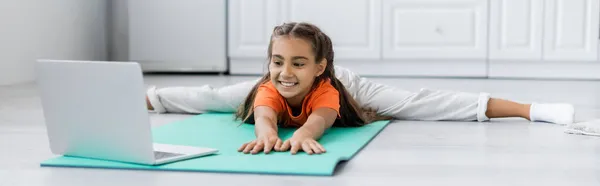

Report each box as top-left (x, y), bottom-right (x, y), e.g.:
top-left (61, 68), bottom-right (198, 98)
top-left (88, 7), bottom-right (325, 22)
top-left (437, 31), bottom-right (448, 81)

top-left (274, 139), bottom-right (283, 151)
top-left (242, 139), bottom-right (326, 155)
top-left (280, 140), bottom-right (291, 151)
top-left (301, 142), bottom-right (313, 155)
top-left (290, 141), bottom-right (301, 155)
top-left (263, 139), bottom-right (273, 154)
top-left (252, 141), bottom-right (264, 154)
top-left (243, 141), bottom-right (256, 154)
top-left (238, 143), bottom-right (248, 152)
top-left (309, 142), bottom-right (322, 154)
top-left (315, 142), bottom-right (326, 153)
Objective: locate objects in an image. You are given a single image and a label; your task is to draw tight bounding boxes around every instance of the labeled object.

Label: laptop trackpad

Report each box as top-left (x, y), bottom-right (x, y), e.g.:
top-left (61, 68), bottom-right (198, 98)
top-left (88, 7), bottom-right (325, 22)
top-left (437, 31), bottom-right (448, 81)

top-left (153, 143), bottom-right (218, 158)
top-left (154, 151), bottom-right (184, 160)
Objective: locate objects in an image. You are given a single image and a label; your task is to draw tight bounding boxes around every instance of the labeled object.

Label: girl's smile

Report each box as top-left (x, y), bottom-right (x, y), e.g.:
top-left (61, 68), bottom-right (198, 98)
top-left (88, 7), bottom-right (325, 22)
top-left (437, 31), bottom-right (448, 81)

top-left (279, 81), bottom-right (298, 87)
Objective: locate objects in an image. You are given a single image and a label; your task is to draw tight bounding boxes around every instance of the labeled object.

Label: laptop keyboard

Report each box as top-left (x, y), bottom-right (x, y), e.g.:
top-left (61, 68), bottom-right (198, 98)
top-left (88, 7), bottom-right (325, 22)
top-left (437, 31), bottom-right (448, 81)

top-left (154, 151), bottom-right (184, 160)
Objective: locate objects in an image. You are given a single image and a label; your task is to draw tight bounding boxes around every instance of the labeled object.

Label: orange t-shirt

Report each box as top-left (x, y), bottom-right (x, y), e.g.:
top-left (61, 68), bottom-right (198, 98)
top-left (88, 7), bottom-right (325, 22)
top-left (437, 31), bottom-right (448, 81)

top-left (253, 79), bottom-right (340, 127)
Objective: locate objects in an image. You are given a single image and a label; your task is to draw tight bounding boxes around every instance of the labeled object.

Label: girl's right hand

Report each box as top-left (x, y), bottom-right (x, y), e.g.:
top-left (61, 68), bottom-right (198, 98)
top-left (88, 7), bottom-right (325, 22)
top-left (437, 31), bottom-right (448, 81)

top-left (238, 132), bottom-right (283, 154)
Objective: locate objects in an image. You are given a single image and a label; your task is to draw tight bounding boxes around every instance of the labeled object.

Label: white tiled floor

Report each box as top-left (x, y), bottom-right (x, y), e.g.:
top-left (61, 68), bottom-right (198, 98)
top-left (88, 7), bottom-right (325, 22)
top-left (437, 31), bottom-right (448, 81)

top-left (2, 75), bottom-right (600, 186)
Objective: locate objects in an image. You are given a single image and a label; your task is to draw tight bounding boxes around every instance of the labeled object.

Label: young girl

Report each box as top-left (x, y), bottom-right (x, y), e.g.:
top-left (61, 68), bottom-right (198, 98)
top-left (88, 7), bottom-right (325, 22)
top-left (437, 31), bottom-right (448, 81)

top-left (234, 22), bottom-right (389, 155)
top-left (145, 22), bottom-right (576, 155)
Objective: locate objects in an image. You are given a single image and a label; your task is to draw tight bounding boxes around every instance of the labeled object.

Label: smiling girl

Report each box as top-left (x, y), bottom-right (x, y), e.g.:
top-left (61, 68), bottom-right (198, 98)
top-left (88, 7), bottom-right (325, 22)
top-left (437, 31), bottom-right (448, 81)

top-left (145, 22), bottom-right (575, 155)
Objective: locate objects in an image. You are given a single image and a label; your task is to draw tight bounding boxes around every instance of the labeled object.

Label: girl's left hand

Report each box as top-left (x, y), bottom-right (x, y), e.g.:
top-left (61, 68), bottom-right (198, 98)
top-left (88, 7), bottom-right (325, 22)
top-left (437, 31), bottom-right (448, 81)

top-left (280, 131), bottom-right (326, 155)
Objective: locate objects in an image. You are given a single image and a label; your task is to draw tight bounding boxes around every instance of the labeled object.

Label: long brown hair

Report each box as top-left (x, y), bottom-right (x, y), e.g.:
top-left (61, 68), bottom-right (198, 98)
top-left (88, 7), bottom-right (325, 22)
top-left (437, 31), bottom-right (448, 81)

top-left (234, 22), bottom-right (386, 127)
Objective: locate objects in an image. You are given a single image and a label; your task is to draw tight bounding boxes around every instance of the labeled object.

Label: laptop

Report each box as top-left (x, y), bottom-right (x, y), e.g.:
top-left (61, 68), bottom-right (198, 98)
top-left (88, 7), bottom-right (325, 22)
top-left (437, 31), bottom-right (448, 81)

top-left (35, 59), bottom-right (218, 165)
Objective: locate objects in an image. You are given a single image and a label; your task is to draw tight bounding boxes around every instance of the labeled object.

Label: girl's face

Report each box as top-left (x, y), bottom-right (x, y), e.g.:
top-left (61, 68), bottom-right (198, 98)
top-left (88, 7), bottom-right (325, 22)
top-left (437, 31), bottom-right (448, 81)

top-left (269, 36), bottom-right (326, 106)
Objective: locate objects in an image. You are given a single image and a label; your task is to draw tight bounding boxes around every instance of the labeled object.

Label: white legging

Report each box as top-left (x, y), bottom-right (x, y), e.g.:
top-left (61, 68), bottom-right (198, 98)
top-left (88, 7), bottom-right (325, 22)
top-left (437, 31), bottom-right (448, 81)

top-left (146, 66), bottom-right (491, 122)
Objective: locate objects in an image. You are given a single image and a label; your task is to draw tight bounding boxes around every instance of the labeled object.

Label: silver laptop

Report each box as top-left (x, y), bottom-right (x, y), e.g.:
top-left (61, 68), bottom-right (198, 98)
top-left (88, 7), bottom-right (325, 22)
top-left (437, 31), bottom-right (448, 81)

top-left (35, 59), bottom-right (218, 165)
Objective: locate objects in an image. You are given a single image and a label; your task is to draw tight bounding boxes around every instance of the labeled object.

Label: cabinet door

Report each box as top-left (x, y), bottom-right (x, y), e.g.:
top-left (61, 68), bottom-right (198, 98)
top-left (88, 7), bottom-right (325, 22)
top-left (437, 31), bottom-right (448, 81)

top-left (228, 0), bottom-right (280, 59)
top-left (543, 0), bottom-right (599, 61)
top-left (279, 0), bottom-right (382, 60)
top-left (489, 0), bottom-right (544, 60)
top-left (128, 0), bottom-right (227, 72)
top-left (382, 0), bottom-right (489, 59)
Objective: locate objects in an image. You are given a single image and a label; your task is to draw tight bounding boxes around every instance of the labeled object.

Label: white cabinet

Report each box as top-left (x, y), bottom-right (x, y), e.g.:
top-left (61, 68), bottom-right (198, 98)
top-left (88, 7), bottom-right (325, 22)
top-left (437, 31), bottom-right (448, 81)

top-left (489, 0), bottom-right (599, 61)
top-left (228, 0), bottom-right (384, 74)
top-left (227, 0), bottom-right (280, 59)
top-left (488, 0), bottom-right (600, 79)
top-left (382, 0), bottom-right (489, 60)
top-left (543, 0), bottom-right (599, 61)
top-left (280, 0), bottom-right (382, 60)
top-left (228, 0), bottom-right (600, 79)
top-left (229, 0), bottom-right (488, 77)
top-left (228, 0), bottom-right (381, 60)
top-left (488, 0), bottom-right (544, 60)
top-left (128, 0), bottom-right (227, 72)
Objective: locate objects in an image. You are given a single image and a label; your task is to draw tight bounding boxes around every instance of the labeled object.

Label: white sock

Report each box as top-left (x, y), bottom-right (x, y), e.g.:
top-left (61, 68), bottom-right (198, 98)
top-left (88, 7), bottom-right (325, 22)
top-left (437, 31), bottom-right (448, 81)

top-left (529, 103), bottom-right (575, 125)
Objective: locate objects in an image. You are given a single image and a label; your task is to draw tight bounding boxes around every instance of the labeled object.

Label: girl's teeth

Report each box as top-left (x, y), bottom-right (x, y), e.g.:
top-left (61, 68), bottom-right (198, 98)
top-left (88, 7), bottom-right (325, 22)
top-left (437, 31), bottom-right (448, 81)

top-left (281, 82), bottom-right (296, 87)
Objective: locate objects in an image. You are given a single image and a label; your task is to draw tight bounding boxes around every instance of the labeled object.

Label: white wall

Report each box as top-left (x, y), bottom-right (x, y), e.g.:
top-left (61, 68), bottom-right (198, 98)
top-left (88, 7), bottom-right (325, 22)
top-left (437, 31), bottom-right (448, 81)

top-left (107, 0), bottom-right (129, 61)
top-left (0, 0), bottom-right (107, 86)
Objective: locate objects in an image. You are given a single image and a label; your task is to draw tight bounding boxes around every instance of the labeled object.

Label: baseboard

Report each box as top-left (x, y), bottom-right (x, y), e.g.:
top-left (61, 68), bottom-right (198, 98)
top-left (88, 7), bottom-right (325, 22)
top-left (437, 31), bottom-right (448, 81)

top-left (229, 59), bottom-right (269, 75)
top-left (230, 59), bottom-right (488, 78)
top-left (137, 61), bottom-right (227, 73)
top-left (488, 61), bottom-right (600, 80)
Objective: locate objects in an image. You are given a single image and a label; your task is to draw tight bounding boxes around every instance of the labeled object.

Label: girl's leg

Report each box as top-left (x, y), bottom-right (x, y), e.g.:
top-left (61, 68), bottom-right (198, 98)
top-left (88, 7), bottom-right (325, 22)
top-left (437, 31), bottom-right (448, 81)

top-left (148, 65), bottom-right (575, 124)
top-left (333, 65), bottom-right (490, 121)
top-left (333, 66), bottom-right (575, 124)
top-left (146, 78), bottom-right (261, 114)
top-left (485, 98), bottom-right (531, 120)
top-left (146, 67), bottom-right (367, 114)
top-left (485, 98), bottom-right (574, 124)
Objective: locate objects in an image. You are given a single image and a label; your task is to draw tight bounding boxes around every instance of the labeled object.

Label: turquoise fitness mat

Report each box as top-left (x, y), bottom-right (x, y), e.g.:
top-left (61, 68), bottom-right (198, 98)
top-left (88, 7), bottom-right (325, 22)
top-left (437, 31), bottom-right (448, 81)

top-left (40, 113), bottom-right (390, 176)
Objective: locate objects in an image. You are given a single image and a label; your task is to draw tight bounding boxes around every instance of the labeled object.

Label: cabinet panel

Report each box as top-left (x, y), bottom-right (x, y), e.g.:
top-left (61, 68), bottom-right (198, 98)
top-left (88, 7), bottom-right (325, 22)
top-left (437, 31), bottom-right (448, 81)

top-left (128, 0), bottom-right (227, 71)
top-left (228, 0), bottom-right (280, 58)
top-left (489, 0), bottom-right (543, 60)
top-left (280, 0), bottom-right (381, 59)
top-left (543, 0), bottom-right (599, 61)
top-left (382, 0), bottom-right (489, 59)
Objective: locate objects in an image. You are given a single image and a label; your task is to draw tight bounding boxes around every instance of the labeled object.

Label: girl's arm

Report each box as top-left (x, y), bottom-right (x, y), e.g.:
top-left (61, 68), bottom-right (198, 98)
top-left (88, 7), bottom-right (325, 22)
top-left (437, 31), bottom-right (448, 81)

top-left (294, 107), bottom-right (337, 140)
top-left (239, 106), bottom-right (283, 154)
top-left (280, 107), bottom-right (337, 155)
top-left (253, 106), bottom-right (279, 136)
